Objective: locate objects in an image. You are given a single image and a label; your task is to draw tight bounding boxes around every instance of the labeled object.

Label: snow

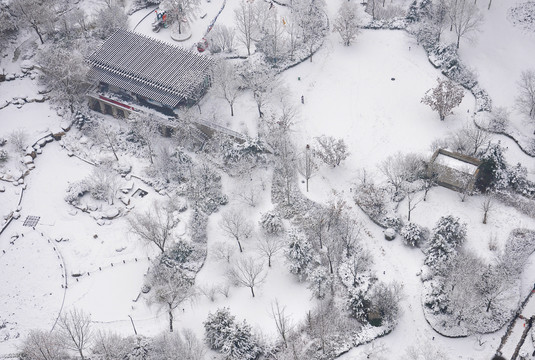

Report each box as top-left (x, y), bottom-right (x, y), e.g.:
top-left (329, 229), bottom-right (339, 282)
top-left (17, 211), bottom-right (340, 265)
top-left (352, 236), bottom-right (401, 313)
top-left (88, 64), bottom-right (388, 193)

top-left (435, 153), bottom-right (479, 174)
top-left (1, 0), bottom-right (535, 358)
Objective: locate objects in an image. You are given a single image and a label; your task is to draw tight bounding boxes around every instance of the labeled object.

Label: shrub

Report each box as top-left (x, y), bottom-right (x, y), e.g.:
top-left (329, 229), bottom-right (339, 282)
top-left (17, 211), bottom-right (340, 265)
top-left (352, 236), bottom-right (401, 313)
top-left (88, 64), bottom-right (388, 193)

top-left (400, 223), bottom-right (429, 247)
top-left (259, 211), bottom-right (283, 235)
top-left (0, 149), bottom-right (8, 163)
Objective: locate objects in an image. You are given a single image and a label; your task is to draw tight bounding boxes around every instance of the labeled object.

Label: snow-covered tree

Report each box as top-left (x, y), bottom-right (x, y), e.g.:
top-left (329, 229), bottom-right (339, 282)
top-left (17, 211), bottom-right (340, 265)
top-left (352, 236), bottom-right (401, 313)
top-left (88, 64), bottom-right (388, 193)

top-left (204, 308), bottom-right (235, 351)
top-left (227, 256), bottom-right (266, 297)
top-left (515, 69), bottom-right (535, 122)
top-left (347, 288), bottom-right (370, 322)
top-left (259, 211), bottom-right (284, 236)
top-left (57, 308), bottom-right (92, 360)
top-left (295, 0), bottom-right (327, 61)
top-left (160, 0), bottom-right (200, 35)
top-left (447, 0), bottom-right (484, 49)
top-left (147, 263), bottom-right (195, 332)
top-left (307, 266), bottom-right (332, 299)
top-left (94, 3), bottom-right (128, 39)
top-left (256, 6), bottom-right (287, 65)
top-left (367, 282), bottom-right (402, 325)
top-left (213, 60), bottom-right (242, 116)
top-left (219, 209), bottom-right (253, 253)
top-left (10, 0), bottom-right (58, 44)
top-left (37, 43), bottom-right (90, 115)
top-left (204, 308), bottom-right (261, 360)
top-left (332, 1), bottom-right (360, 46)
top-left (128, 113), bottom-right (160, 164)
top-left (421, 78), bottom-right (465, 121)
top-left (379, 152), bottom-right (424, 198)
top-left (476, 141), bottom-right (508, 192)
top-left (285, 228), bottom-right (315, 280)
top-left (150, 329), bottom-right (206, 360)
top-left (91, 331), bottom-right (132, 360)
top-left (208, 24), bottom-right (235, 53)
top-left (270, 300), bottom-right (292, 348)
top-left (234, 0), bottom-right (255, 56)
top-left (19, 329), bottom-right (67, 360)
top-left (313, 135), bottom-right (349, 167)
top-left (239, 61), bottom-right (279, 118)
top-left (128, 201), bottom-right (179, 253)
top-left (480, 194), bottom-right (494, 224)
top-left (297, 144), bottom-right (318, 192)
top-left (425, 215), bottom-right (467, 272)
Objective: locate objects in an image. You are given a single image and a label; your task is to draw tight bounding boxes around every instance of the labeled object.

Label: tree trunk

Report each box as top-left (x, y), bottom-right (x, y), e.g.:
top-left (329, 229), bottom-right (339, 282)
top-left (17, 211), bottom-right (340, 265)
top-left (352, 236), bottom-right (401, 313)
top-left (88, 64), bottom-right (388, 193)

top-left (250, 286), bottom-right (255, 297)
top-left (408, 205), bottom-right (412, 221)
top-left (456, 33), bottom-right (461, 49)
top-left (169, 306), bottom-right (174, 332)
top-left (483, 211), bottom-right (488, 224)
top-left (33, 25), bottom-right (45, 45)
top-left (268, 256), bottom-right (272, 267)
top-left (486, 299), bottom-right (491, 312)
top-left (237, 239), bottom-right (243, 252)
top-left (488, 0), bottom-right (492, 9)
top-left (306, 178), bottom-right (309, 192)
top-left (230, 103), bottom-right (234, 116)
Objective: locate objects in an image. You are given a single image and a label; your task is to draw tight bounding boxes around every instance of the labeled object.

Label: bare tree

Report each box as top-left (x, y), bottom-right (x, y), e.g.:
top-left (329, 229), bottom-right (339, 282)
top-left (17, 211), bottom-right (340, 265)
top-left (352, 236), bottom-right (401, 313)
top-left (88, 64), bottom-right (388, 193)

top-left (234, 0), bottom-right (255, 56)
top-left (147, 263), bottom-right (195, 332)
top-left (448, 123), bottom-right (492, 157)
top-left (219, 209), bottom-right (253, 252)
top-left (213, 61), bottom-right (242, 116)
top-left (239, 62), bottom-right (279, 118)
top-left (91, 331), bottom-right (130, 359)
top-left (270, 300), bottom-right (292, 348)
top-left (447, 0), bottom-right (484, 49)
top-left (208, 24), bottom-right (235, 53)
top-left (212, 241), bottom-right (235, 263)
top-left (257, 6), bottom-right (287, 64)
top-left (160, 0), bottom-right (200, 34)
top-left (516, 69), bottom-right (535, 122)
top-left (129, 201), bottom-right (179, 253)
top-left (58, 308), bottom-right (92, 360)
top-left (10, 0), bottom-right (58, 44)
top-left (313, 135), bottom-right (349, 167)
top-left (403, 339), bottom-right (450, 360)
top-left (19, 330), bottom-right (67, 360)
top-left (151, 329), bottom-right (206, 359)
top-left (297, 144), bottom-right (318, 192)
top-left (128, 113), bottom-right (160, 164)
top-left (379, 152), bottom-right (423, 197)
top-left (94, 3), bottom-right (128, 39)
top-left (294, 0), bottom-right (327, 62)
top-left (257, 235), bottom-right (284, 267)
top-left (227, 256), bottom-right (266, 297)
top-left (90, 120), bottom-right (120, 161)
top-left (37, 43), bottom-right (90, 115)
top-left (422, 77), bottom-right (465, 121)
top-left (87, 165), bottom-right (119, 205)
top-left (480, 194), bottom-right (493, 224)
top-left (8, 129), bottom-right (28, 154)
top-left (332, 1), bottom-right (361, 46)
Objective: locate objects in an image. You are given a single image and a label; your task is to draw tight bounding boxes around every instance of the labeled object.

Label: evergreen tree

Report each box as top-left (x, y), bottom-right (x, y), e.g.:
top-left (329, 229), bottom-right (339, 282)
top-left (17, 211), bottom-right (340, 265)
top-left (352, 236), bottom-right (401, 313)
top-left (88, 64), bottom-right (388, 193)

top-left (204, 308), bottom-right (235, 351)
top-left (307, 266), bottom-right (332, 299)
top-left (285, 229), bottom-right (315, 279)
top-left (221, 321), bottom-right (262, 360)
top-left (425, 216), bottom-right (466, 273)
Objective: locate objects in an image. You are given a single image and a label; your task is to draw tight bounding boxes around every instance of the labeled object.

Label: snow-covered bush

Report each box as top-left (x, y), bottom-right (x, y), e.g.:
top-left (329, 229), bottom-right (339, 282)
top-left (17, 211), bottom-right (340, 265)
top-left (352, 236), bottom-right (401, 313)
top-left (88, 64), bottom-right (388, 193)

top-left (488, 107), bottom-right (510, 132)
top-left (400, 223), bottom-right (429, 247)
top-left (221, 137), bottom-right (267, 166)
top-left (476, 142), bottom-right (509, 192)
top-left (204, 308), bottom-right (262, 360)
top-left (354, 182), bottom-right (387, 221)
top-left (347, 288), bottom-right (370, 322)
top-left (8, 130), bottom-right (27, 153)
top-left (0, 137), bottom-right (6, 147)
top-left (184, 163), bottom-right (228, 214)
top-left (189, 209), bottom-right (208, 244)
top-left (259, 211), bottom-right (284, 235)
top-left (313, 135), bottom-right (349, 167)
top-left (64, 180), bottom-right (91, 205)
top-left (0, 149), bottom-right (8, 163)
top-left (384, 216), bottom-right (403, 232)
top-left (367, 282), bottom-right (402, 326)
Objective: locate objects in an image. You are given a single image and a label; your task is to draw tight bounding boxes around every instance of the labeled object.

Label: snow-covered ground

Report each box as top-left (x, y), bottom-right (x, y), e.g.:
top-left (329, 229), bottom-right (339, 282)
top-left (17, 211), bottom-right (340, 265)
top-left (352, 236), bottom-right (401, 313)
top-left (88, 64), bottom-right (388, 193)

top-left (1, 0), bottom-right (535, 358)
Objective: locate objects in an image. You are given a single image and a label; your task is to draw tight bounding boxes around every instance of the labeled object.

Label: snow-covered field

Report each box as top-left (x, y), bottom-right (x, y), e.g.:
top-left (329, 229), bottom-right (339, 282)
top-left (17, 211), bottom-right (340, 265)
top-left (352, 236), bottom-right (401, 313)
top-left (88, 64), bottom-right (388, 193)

top-left (1, 0), bottom-right (535, 358)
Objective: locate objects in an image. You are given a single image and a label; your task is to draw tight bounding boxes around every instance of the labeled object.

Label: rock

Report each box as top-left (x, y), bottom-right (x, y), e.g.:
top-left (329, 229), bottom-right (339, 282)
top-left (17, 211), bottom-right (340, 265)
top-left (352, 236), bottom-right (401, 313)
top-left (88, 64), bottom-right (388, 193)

top-left (115, 246), bottom-right (126, 252)
top-left (103, 208), bottom-right (120, 219)
top-left (384, 228), bottom-right (396, 241)
top-left (25, 146), bottom-right (35, 157)
top-left (120, 181), bottom-right (134, 194)
top-left (23, 156), bottom-right (33, 165)
top-left (125, 174), bottom-right (132, 181)
top-left (37, 138), bottom-right (47, 147)
top-left (17, 179), bottom-right (24, 185)
top-left (12, 211), bottom-right (20, 220)
top-left (36, 148), bottom-right (42, 155)
top-left (5, 73), bottom-right (15, 81)
top-left (60, 121), bottom-right (71, 132)
top-left (79, 136), bottom-right (88, 145)
top-left (71, 270), bottom-right (82, 277)
top-left (87, 204), bottom-right (99, 212)
top-left (96, 219), bottom-right (106, 226)
top-left (0, 100), bottom-right (9, 109)
top-left (44, 136), bottom-right (54, 143)
top-left (52, 131), bottom-right (66, 141)
top-left (141, 285), bottom-right (151, 294)
top-left (68, 209), bottom-right (78, 216)
top-left (0, 186), bottom-right (4, 192)
top-left (20, 60), bottom-right (34, 73)
top-left (92, 212), bottom-right (102, 220)
top-left (119, 196), bottom-right (130, 206)
top-left (67, 151), bottom-right (74, 157)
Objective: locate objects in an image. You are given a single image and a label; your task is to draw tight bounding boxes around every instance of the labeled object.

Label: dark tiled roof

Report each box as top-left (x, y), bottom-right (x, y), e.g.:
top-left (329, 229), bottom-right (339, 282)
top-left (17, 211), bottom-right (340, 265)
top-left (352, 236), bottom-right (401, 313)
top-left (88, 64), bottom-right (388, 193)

top-left (87, 30), bottom-right (213, 107)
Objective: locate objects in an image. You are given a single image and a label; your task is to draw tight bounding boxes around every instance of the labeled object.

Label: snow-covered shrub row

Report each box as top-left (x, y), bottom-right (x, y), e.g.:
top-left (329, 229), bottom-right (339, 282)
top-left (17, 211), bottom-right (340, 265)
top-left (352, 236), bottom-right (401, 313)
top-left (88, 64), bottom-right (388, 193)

top-left (363, 18), bottom-right (408, 30)
top-left (221, 137), bottom-right (268, 166)
top-left (353, 181), bottom-right (402, 229)
top-left (204, 308), bottom-right (262, 360)
top-left (64, 180), bottom-right (91, 205)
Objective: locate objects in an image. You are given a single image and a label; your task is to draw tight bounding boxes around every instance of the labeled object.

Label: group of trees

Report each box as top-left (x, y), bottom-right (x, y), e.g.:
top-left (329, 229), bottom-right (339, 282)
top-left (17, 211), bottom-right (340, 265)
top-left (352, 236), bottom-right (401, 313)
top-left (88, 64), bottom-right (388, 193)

top-left (409, 0), bottom-right (485, 49)
top-left (208, 0), bottom-right (327, 63)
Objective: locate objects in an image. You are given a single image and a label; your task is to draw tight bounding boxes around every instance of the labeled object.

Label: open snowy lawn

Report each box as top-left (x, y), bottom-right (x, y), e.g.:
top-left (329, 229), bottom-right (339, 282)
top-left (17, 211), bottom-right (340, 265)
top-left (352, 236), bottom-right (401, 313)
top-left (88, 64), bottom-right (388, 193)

top-left (0, 227), bottom-right (64, 346)
top-left (458, 0), bottom-right (535, 134)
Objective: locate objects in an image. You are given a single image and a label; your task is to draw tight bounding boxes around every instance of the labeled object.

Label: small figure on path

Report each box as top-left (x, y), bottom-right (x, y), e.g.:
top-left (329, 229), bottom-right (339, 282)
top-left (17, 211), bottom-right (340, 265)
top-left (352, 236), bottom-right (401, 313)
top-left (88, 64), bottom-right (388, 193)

top-left (301, 95), bottom-right (304, 104)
